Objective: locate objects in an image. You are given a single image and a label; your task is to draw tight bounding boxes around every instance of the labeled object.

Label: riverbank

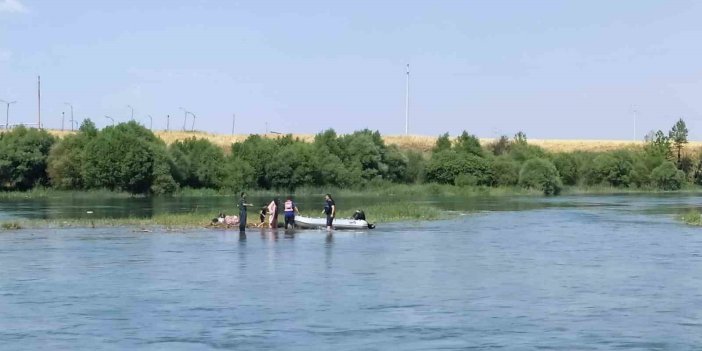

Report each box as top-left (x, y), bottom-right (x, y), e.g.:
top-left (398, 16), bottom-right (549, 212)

top-left (1, 183), bottom-right (699, 200)
top-left (0, 202), bottom-right (449, 231)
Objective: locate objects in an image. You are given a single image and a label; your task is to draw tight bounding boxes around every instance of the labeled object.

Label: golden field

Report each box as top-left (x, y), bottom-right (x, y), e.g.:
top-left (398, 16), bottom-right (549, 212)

top-left (44, 129), bottom-right (702, 154)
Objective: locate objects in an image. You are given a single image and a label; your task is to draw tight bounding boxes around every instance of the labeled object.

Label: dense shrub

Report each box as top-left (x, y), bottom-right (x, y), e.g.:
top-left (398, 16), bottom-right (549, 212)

top-left (490, 156), bottom-right (520, 186)
top-left (589, 152), bottom-right (633, 187)
top-left (518, 158), bottom-right (562, 195)
top-left (651, 161), bottom-right (686, 190)
top-left (454, 174), bottom-right (479, 187)
top-left (403, 150), bottom-right (426, 184)
top-left (0, 126), bottom-right (56, 190)
top-left (509, 142), bottom-right (546, 163)
top-left (552, 153), bottom-right (579, 186)
top-left (425, 150), bottom-right (492, 185)
top-left (81, 122), bottom-right (175, 194)
top-left (629, 160), bottom-right (651, 188)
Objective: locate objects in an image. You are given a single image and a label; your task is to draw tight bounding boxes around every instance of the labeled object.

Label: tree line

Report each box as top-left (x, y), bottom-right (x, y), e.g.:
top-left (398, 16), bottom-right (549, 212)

top-left (0, 118), bottom-right (697, 195)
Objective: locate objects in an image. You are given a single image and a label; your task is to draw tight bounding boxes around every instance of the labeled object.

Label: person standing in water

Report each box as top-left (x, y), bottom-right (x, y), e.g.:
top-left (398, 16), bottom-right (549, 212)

top-left (323, 193), bottom-right (336, 231)
top-left (283, 196), bottom-right (299, 229)
top-left (238, 192), bottom-right (253, 232)
top-left (267, 197), bottom-right (279, 229)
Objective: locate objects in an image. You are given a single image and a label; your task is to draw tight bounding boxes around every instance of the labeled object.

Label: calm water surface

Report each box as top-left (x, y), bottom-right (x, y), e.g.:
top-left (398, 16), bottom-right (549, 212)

top-left (2, 195), bottom-right (702, 350)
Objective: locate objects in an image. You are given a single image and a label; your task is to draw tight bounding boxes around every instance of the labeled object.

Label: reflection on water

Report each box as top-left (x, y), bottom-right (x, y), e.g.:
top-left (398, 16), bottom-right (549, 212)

top-left (1, 195), bottom-right (702, 349)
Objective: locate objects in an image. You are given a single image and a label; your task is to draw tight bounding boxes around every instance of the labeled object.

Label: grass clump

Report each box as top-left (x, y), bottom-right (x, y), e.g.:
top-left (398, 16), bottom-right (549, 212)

top-left (680, 211), bottom-right (702, 226)
top-left (352, 203), bottom-right (447, 223)
top-left (1, 221), bottom-right (22, 230)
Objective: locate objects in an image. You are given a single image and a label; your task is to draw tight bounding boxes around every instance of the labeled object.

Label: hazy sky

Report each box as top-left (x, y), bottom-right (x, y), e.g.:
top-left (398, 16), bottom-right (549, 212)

top-left (1, 0), bottom-right (702, 139)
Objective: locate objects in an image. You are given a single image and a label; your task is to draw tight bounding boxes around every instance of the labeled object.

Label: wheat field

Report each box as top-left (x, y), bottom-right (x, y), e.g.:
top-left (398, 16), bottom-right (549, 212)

top-left (44, 129), bottom-right (702, 154)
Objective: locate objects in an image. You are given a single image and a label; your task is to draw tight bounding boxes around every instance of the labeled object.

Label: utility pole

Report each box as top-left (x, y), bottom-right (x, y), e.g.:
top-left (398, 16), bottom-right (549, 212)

top-left (0, 99), bottom-right (17, 129)
top-left (405, 64), bottom-right (409, 136)
top-left (631, 106), bottom-right (639, 142)
top-left (38, 76), bottom-right (41, 129)
top-left (191, 113), bottom-right (196, 131)
top-left (232, 113), bottom-right (241, 135)
top-left (61, 111), bottom-right (65, 131)
top-left (147, 115), bottom-right (153, 130)
top-left (166, 114), bottom-right (170, 131)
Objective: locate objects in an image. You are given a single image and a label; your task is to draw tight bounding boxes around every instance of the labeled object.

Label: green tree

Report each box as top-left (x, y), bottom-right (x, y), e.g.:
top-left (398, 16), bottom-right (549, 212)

top-left (432, 132), bottom-right (452, 153)
top-left (669, 118), bottom-right (688, 167)
top-left (220, 157), bottom-right (256, 191)
top-left (0, 126), bottom-right (56, 190)
top-left (487, 135), bottom-right (511, 156)
top-left (230, 135), bottom-right (279, 188)
top-left (514, 131), bottom-right (528, 145)
top-left (454, 131), bottom-right (484, 157)
top-left (169, 137), bottom-right (225, 189)
top-left (81, 121), bottom-right (175, 194)
top-left (266, 143), bottom-right (317, 190)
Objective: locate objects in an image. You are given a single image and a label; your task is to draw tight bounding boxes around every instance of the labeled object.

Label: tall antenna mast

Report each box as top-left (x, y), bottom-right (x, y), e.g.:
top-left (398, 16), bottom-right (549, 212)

top-left (37, 76), bottom-right (41, 129)
top-left (405, 64), bottom-right (409, 135)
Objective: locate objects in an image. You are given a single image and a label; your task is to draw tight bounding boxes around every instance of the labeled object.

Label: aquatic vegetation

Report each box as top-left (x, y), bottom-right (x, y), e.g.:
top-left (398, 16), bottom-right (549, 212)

top-left (680, 211), bottom-right (702, 226)
top-left (1, 222), bottom-right (22, 230)
top-left (356, 203), bottom-right (446, 223)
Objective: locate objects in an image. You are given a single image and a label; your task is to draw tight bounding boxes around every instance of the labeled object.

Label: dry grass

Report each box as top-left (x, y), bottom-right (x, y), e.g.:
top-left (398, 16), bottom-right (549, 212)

top-left (44, 129), bottom-right (702, 153)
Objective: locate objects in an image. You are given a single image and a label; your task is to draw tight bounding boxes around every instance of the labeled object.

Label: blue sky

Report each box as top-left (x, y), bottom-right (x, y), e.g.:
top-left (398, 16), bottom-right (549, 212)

top-left (1, 0), bottom-right (702, 139)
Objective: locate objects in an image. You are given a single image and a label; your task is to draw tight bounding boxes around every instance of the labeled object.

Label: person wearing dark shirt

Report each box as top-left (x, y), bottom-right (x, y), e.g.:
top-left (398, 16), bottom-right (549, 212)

top-left (323, 193), bottom-right (336, 231)
top-left (238, 192), bottom-right (253, 232)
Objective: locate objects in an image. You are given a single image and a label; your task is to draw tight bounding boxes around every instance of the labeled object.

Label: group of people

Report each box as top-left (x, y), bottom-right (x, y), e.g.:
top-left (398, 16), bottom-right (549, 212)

top-left (237, 192), bottom-right (336, 232)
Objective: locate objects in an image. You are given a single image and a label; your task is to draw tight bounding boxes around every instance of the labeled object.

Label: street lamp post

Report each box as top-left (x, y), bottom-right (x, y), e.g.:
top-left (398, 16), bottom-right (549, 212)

top-left (405, 63), bottom-right (410, 136)
top-left (147, 115), bottom-right (153, 130)
top-left (166, 114), bottom-right (170, 131)
top-left (64, 102), bottom-right (74, 131)
top-left (127, 105), bottom-right (134, 121)
top-left (61, 111), bottom-right (65, 131)
top-left (0, 99), bottom-right (17, 130)
top-left (105, 115), bottom-right (115, 126)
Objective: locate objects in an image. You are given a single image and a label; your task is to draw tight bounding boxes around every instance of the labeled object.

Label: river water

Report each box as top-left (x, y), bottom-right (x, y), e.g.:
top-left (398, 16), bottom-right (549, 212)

top-left (1, 194), bottom-right (702, 350)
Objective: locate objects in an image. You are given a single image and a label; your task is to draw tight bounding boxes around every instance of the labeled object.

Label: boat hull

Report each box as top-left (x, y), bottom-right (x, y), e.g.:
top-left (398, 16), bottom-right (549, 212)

top-left (294, 215), bottom-right (373, 230)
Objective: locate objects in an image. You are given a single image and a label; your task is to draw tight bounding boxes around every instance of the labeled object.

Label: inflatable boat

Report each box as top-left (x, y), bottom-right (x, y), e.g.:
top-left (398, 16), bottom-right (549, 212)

top-left (294, 215), bottom-right (375, 230)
